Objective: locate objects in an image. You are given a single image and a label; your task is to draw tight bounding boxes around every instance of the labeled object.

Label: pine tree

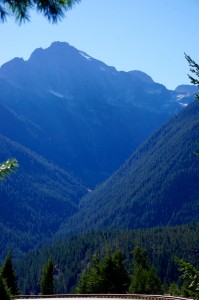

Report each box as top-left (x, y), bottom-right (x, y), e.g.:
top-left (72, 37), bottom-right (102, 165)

top-left (129, 247), bottom-right (162, 294)
top-left (177, 258), bottom-right (199, 300)
top-left (40, 257), bottom-right (54, 295)
top-left (76, 250), bottom-right (130, 294)
top-left (185, 53), bottom-right (199, 157)
top-left (1, 251), bottom-right (19, 295)
top-left (76, 253), bottom-right (103, 294)
top-left (0, 0), bottom-right (81, 23)
top-left (0, 275), bottom-right (11, 300)
top-left (0, 159), bottom-right (18, 181)
top-left (185, 53), bottom-right (199, 99)
top-left (101, 250), bottom-right (130, 293)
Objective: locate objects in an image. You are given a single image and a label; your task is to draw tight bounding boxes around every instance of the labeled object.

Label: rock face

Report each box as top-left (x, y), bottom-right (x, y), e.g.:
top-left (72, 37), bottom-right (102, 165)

top-left (0, 42), bottom-right (194, 187)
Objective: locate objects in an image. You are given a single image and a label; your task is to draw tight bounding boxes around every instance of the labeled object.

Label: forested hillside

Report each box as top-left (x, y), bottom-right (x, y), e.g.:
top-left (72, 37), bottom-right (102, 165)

top-left (15, 223), bottom-right (199, 294)
top-left (0, 134), bottom-right (86, 259)
top-left (57, 100), bottom-right (199, 235)
top-left (0, 42), bottom-right (194, 186)
top-left (0, 42), bottom-right (198, 279)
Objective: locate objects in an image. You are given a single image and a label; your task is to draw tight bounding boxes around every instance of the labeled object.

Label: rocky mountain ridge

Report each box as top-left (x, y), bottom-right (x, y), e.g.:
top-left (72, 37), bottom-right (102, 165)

top-left (0, 41), bottom-right (195, 186)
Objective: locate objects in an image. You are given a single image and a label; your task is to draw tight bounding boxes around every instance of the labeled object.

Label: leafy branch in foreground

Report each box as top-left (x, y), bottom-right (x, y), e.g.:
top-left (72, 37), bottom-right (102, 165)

top-left (0, 0), bottom-right (81, 23)
top-left (0, 159), bottom-right (19, 181)
top-left (177, 258), bottom-right (199, 299)
top-left (185, 54), bottom-right (199, 156)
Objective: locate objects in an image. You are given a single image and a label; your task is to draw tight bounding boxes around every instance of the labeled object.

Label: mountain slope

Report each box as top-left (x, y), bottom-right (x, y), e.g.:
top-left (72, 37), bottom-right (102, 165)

top-left (58, 100), bottom-right (199, 235)
top-left (0, 42), bottom-right (194, 186)
top-left (0, 135), bottom-right (86, 258)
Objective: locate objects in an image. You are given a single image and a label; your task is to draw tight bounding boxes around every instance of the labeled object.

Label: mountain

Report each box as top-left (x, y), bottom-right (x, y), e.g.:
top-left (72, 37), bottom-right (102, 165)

top-left (175, 84), bottom-right (198, 107)
top-left (0, 41), bottom-right (195, 186)
top-left (175, 84), bottom-right (199, 95)
top-left (0, 135), bottom-right (86, 259)
top-left (57, 100), bottom-right (199, 235)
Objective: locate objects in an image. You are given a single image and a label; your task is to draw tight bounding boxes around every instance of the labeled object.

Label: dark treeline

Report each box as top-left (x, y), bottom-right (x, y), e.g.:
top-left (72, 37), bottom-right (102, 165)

top-left (14, 222), bottom-right (199, 294)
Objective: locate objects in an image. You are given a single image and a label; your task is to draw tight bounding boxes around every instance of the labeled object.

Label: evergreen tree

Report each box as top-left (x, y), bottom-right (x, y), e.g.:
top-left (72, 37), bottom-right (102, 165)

top-left (185, 53), bottom-right (199, 157)
top-left (0, 275), bottom-right (11, 300)
top-left (168, 283), bottom-right (181, 296)
top-left (76, 250), bottom-right (130, 294)
top-left (76, 253), bottom-right (103, 294)
top-left (129, 247), bottom-right (162, 294)
top-left (0, 0), bottom-right (81, 23)
top-left (40, 257), bottom-right (54, 295)
top-left (1, 251), bottom-right (19, 295)
top-left (185, 53), bottom-right (199, 99)
top-left (101, 250), bottom-right (130, 293)
top-left (177, 258), bottom-right (199, 299)
top-left (0, 159), bottom-right (18, 181)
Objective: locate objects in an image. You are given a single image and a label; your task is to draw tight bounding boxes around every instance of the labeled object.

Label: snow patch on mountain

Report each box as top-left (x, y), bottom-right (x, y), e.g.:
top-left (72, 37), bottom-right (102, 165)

top-left (79, 51), bottom-right (92, 61)
top-left (49, 90), bottom-right (64, 98)
top-left (176, 94), bottom-right (190, 101)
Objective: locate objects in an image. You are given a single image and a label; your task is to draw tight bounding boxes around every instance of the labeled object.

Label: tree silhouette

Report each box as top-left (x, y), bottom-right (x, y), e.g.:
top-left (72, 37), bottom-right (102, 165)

top-left (185, 53), bottom-right (199, 100)
top-left (0, 0), bottom-right (81, 23)
top-left (185, 53), bottom-right (199, 157)
top-left (129, 247), bottom-right (162, 294)
top-left (0, 275), bottom-right (11, 300)
top-left (1, 251), bottom-right (19, 295)
top-left (40, 257), bottom-right (54, 295)
top-left (76, 250), bottom-right (130, 294)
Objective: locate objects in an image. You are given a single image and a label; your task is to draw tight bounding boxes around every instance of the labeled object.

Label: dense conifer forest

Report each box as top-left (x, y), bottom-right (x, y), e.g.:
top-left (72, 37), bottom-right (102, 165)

top-left (56, 100), bottom-right (199, 236)
top-left (0, 135), bottom-right (87, 259)
top-left (1, 2), bottom-right (199, 299)
top-left (14, 223), bottom-right (199, 295)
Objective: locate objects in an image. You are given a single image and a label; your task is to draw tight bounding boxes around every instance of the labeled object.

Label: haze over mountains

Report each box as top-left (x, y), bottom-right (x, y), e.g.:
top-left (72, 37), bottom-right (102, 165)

top-left (0, 41), bottom-right (198, 258)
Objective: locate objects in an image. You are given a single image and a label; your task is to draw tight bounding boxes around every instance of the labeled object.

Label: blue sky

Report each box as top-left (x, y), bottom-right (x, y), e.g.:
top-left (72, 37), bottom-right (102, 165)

top-left (1, 0), bottom-right (199, 90)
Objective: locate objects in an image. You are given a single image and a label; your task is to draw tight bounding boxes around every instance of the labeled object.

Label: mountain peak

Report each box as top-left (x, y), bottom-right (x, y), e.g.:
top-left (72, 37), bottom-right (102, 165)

top-left (29, 41), bottom-right (77, 61)
top-left (175, 84), bottom-right (198, 95)
top-left (0, 57), bottom-right (24, 71)
top-left (128, 70), bottom-right (154, 83)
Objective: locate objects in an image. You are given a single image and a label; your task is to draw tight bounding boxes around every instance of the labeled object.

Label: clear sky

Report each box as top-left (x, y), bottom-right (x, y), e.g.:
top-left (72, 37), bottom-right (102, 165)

top-left (1, 0), bottom-right (199, 90)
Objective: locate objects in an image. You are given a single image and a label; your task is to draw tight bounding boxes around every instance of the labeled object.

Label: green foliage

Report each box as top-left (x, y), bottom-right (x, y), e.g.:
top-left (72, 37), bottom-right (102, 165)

top-left (0, 135), bottom-right (86, 259)
top-left (185, 53), bottom-right (199, 99)
top-left (0, 159), bottom-right (18, 181)
top-left (1, 251), bottom-right (19, 295)
top-left (40, 257), bottom-right (54, 295)
top-left (168, 282), bottom-right (181, 296)
top-left (109, 250), bottom-right (130, 293)
top-left (129, 247), bottom-right (162, 294)
top-left (76, 250), bottom-right (130, 294)
top-left (177, 258), bottom-right (199, 299)
top-left (185, 53), bottom-right (199, 157)
top-left (76, 254), bottom-right (103, 294)
top-left (0, 0), bottom-right (81, 23)
top-left (60, 100), bottom-right (199, 235)
top-left (0, 275), bottom-right (11, 300)
top-left (15, 223), bottom-right (199, 294)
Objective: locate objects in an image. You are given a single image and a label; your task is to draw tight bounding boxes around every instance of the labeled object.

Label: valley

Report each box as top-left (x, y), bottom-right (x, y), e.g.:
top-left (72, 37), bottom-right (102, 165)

top-left (0, 42), bottom-right (198, 297)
